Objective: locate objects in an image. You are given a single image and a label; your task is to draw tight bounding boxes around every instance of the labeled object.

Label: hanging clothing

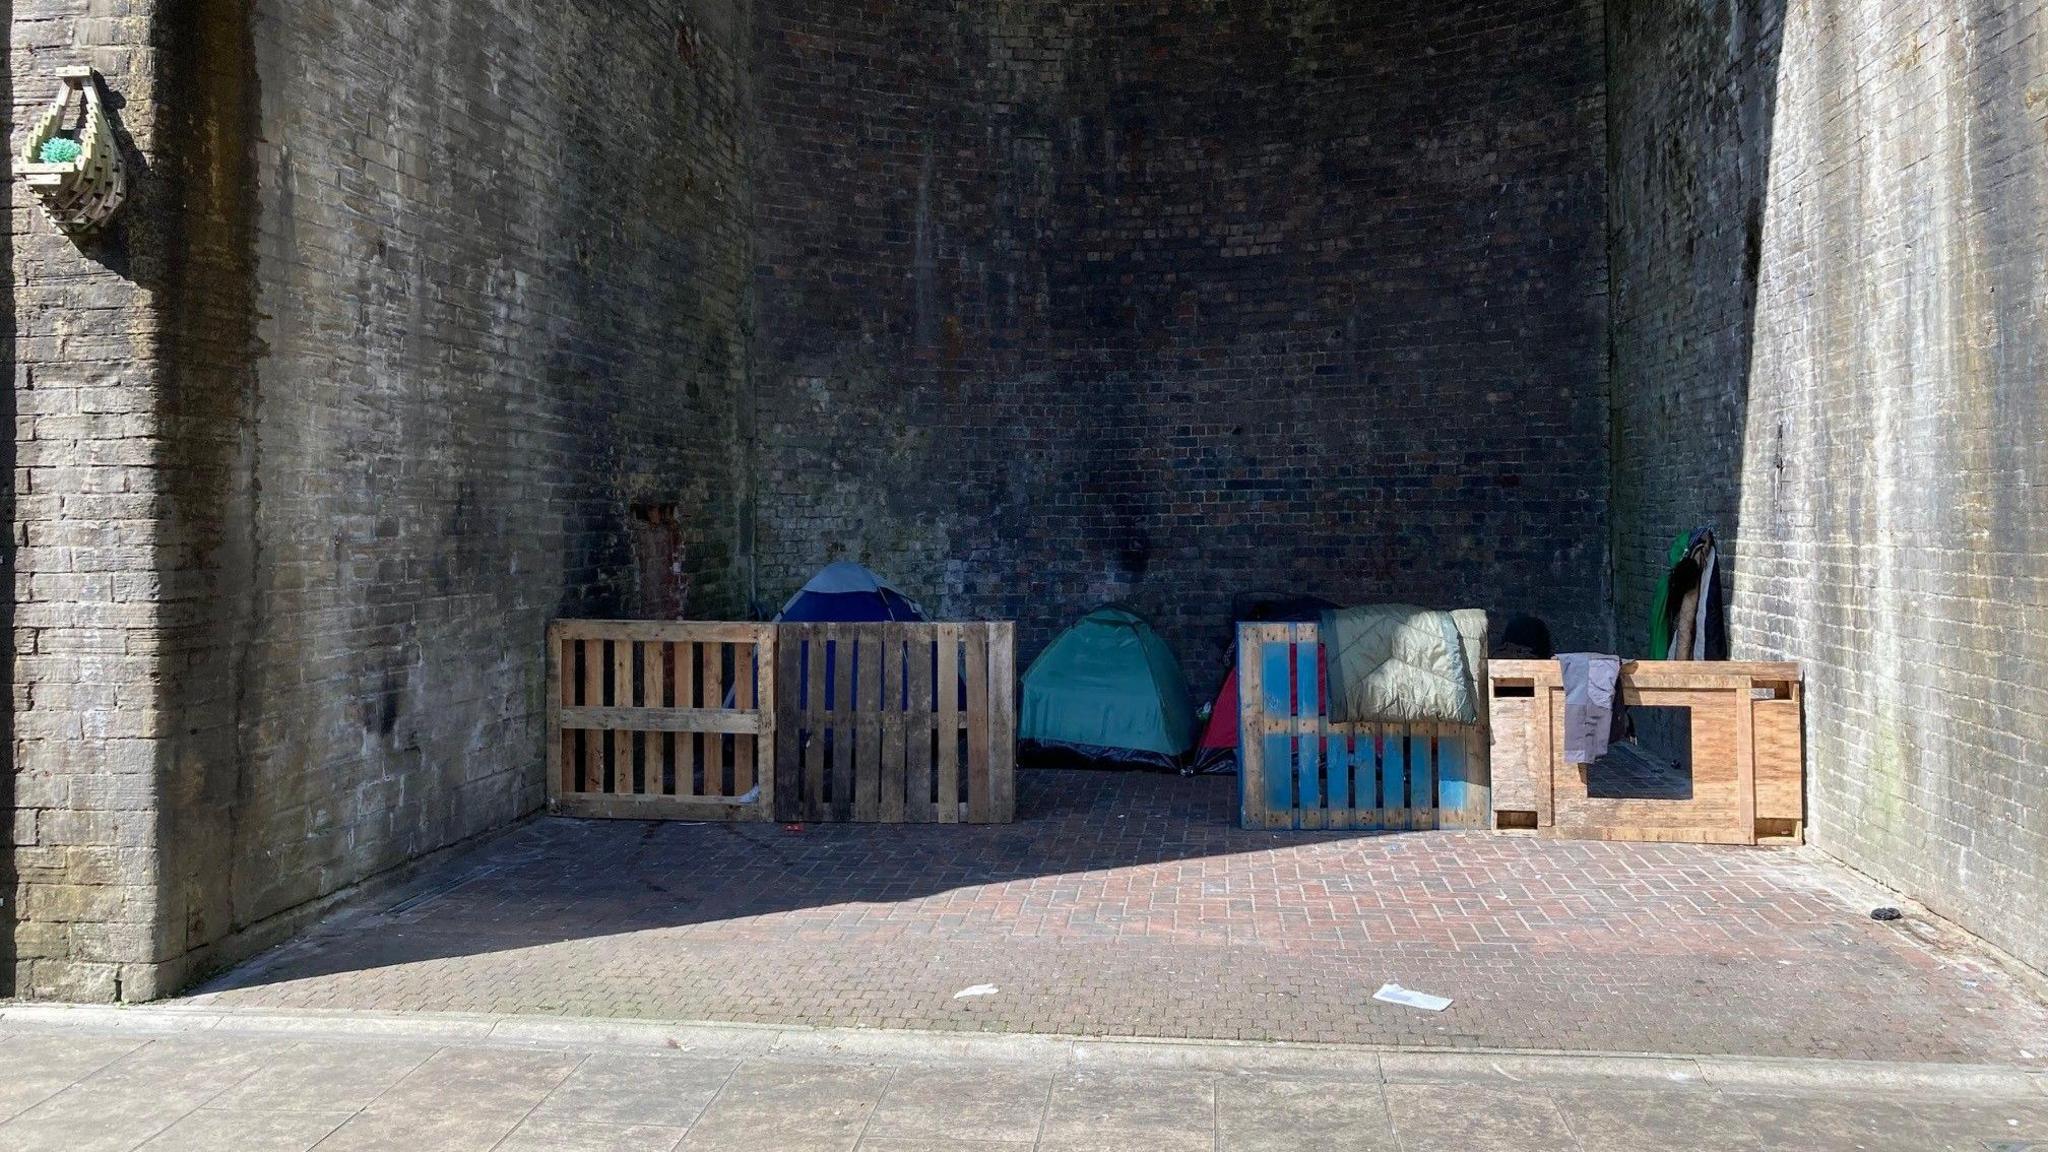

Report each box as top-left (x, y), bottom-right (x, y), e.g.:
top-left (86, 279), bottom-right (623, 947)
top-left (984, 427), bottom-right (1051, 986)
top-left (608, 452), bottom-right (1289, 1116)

top-left (1559, 653), bottom-right (1621, 765)
top-left (1651, 527), bottom-right (1728, 661)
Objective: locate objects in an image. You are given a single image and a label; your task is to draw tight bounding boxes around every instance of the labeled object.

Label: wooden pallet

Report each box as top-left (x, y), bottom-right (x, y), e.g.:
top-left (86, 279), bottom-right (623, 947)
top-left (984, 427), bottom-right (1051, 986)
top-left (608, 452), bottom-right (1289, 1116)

top-left (1237, 619), bottom-right (1491, 831)
top-left (1487, 660), bottom-right (1803, 844)
top-left (772, 622), bottom-right (1015, 824)
top-left (546, 621), bottom-right (777, 821)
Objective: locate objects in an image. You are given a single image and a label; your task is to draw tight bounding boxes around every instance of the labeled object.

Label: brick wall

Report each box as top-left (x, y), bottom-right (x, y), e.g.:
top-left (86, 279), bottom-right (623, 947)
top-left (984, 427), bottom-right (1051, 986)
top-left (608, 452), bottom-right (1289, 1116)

top-left (8, 0), bottom-right (755, 998)
top-left (7, 0), bottom-right (170, 1002)
top-left (750, 0), bottom-right (1613, 689)
top-left (1610, 0), bottom-right (2048, 973)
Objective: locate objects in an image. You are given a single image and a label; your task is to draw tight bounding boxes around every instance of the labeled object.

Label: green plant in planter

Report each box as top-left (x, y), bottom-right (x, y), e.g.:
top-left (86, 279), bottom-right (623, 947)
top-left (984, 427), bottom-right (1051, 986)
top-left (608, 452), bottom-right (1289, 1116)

top-left (38, 137), bottom-right (82, 165)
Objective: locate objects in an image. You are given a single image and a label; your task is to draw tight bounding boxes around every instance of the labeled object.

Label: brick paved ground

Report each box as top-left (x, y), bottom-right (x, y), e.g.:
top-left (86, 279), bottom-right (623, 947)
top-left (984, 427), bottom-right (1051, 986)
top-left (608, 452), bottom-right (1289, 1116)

top-left (184, 770), bottom-right (2048, 1064)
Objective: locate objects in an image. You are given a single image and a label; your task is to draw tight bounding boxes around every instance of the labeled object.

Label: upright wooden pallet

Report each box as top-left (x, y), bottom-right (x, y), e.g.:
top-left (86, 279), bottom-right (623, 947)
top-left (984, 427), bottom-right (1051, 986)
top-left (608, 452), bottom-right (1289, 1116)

top-left (1237, 620), bottom-right (1491, 831)
top-left (1486, 660), bottom-right (1803, 844)
top-left (546, 621), bottom-right (776, 821)
top-left (773, 621), bottom-right (1015, 824)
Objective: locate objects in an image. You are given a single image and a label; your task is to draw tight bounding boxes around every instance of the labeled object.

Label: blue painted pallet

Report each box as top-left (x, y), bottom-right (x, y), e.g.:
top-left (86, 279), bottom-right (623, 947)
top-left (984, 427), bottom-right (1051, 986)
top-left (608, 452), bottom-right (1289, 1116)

top-left (1236, 621), bottom-right (1490, 831)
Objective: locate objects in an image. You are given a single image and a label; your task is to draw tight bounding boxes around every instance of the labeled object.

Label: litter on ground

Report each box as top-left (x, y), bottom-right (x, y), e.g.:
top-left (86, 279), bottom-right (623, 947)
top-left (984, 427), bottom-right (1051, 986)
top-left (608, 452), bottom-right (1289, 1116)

top-left (1374, 983), bottom-right (1452, 1012)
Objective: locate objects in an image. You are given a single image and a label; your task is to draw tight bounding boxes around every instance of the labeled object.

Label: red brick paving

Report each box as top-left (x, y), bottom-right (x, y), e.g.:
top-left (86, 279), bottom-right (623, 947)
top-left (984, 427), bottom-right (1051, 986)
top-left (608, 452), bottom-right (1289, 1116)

top-left (183, 769), bottom-right (2048, 1063)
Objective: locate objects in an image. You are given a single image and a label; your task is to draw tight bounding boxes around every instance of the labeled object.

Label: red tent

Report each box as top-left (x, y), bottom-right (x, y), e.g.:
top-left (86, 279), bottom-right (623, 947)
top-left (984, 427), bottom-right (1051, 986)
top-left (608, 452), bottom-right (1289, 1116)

top-left (1191, 666), bottom-right (1243, 773)
top-left (1191, 593), bottom-right (1339, 774)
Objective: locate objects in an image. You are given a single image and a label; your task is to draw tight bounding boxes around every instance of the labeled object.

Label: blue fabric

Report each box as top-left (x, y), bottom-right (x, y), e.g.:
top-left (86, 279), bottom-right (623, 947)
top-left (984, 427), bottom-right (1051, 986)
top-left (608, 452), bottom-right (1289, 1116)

top-left (778, 589), bottom-right (924, 623)
top-left (775, 561), bottom-right (928, 623)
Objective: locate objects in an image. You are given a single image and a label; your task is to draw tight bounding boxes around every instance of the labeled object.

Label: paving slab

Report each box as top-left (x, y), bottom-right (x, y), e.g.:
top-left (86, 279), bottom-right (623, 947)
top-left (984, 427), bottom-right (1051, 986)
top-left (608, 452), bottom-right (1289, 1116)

top-left (1215, 1072), bottom-right (1396, 1151)
top-left (531, 1052), bottom-right (738, 1128)
top-left (201, 1039), bottom-right (440, 1112)
top-left (1384, 1084), bottom-right (1580, 1152)
top-left (1038, 1068), bottom-right (1214, 1152)
top-left (677, 1060), bottom-right (891, 1151)
top-left (133, 1109), bottom-right (352, 1152)
top-left (0, 1008), bottom-right (2042, 1151)
top-left (178, 770), bottom-right (2048, 1065)
top-left (863, 1065), bottom-right (1052, 1144)
top-left (492, 1115), bottom-right (687, 1152)
top-left (0, 1034), bottom-right (146, 1124)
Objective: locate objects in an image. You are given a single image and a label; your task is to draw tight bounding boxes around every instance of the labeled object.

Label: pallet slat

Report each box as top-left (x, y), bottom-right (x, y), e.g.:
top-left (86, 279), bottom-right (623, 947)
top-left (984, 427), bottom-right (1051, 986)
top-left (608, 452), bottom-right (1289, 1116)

top-left (833, 627), bottom-right (857, 820)
top-left (582, 640), bottom-right (602, 794)
top-left (880, 634), bottom-right (907, 822)
top-left (856, 627), bottom-right (884, 821)
top-left (735, 644), bottom-right (757, 796)
top-left (936, 624), bottom-right (961, 824)
top-left (987, 624), bottom-right (1017, 823)
top-left (965, 625), bottom-right (991, 823)
top-left (701, 642), bottom-right (723, 796)
top-left (906, 634), bottom-right (935, 822)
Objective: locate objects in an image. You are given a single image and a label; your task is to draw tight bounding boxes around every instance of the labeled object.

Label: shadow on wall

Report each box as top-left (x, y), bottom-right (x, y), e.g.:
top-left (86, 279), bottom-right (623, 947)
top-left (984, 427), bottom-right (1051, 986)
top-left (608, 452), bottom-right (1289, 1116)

top-left (147, 0), bottom-right (265, 992)
top-left (1606, 0), bottom-right (1786, 768)
top-left (1607, 0), bottom-right (1788, 661)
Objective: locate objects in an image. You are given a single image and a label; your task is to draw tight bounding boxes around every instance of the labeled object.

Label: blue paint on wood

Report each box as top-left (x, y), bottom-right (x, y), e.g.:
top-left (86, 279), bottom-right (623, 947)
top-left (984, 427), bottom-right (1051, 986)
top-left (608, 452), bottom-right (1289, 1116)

top-left (1415, 730), bottom-right (1435, 825)
top-left (1293, 637), bottom-right (1321, 817)
top-left (1382, 726), bottom-right (1408, 821)
top-left (1354, 731), bottom-right (1378, 830)
top-left (1324, 728), bottom-right (1351, 828)
top-left (1438, 730), bottom-right (1469, 814)
top-left (1260, 640), bottom-right (1294, 825)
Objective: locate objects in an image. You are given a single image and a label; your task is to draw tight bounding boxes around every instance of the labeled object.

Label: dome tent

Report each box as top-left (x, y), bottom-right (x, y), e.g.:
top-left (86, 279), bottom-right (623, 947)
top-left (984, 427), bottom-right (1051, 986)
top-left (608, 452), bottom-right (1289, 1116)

top-left (1020, 607), bottom-right (1196, 770)
top-left (772, 561), bottom-right (932, 712)
top-left (776, 560), bottom-right (927, 623)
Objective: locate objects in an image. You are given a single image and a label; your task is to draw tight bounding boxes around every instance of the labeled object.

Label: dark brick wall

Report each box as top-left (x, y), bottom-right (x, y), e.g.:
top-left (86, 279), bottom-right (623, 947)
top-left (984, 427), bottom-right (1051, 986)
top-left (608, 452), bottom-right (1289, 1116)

top-left (750, 0), bottom-right (1612, 689)
top-left (155, 0), bottom-right (756, 990)
top-left (1609, 0), bottom-right (2048, 974)
top-left (8, 0), bottom-right (756, 998)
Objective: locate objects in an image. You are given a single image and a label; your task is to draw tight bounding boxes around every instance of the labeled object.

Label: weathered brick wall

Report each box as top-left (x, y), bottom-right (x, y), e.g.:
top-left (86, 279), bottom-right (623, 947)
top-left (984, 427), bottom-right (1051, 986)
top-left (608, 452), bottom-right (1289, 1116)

top-left (1611, 0), bottom-right (2048, 973)
top-left (750, 0), bottom-right (1612, 687)
top-left (9, 0), bottom-right (754, 998)
top-left (7, 0), bottom-right (171, 1002)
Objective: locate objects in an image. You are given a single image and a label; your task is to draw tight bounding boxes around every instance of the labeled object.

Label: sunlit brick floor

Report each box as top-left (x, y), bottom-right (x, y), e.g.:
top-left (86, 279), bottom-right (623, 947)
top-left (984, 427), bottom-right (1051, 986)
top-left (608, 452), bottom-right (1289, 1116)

top-left (184, 769), bottom-right (2048, 1064)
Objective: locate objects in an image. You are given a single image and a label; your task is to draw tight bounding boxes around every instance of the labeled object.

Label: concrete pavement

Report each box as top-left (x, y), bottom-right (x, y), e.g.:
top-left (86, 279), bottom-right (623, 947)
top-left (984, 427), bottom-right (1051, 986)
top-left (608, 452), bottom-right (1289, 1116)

top-left (2, 1003), bottom-right (2045, 1151)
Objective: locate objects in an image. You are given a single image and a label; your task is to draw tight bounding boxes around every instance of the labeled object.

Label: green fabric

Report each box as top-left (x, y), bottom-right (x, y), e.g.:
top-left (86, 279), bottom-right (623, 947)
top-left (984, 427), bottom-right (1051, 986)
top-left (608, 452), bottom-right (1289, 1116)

top-left (1647, 532), bottom-right (1689, 659)
top-left (1020, 607), bottom-right (1196, 756)
top-left (1321, 604), bottom-right (1479, 726)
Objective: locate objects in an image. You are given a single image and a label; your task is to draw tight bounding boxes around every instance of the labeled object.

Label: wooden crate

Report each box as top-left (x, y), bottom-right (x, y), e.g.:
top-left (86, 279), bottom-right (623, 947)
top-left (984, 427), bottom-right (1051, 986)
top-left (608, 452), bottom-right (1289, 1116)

top-left (1486, 660), bottom-right (1803, 845)
top-left (1237, 620), bottom-right (1491, 831)
top-left (773, 622), bottom-right (1016, 824)
top-left (547, 621), bottom-right (777, 821)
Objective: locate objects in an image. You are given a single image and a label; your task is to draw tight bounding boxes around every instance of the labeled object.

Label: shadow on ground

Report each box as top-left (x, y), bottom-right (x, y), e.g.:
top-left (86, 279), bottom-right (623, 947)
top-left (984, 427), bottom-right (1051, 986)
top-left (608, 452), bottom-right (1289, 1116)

top-left (183, 768), bottom-right (2048, 1064)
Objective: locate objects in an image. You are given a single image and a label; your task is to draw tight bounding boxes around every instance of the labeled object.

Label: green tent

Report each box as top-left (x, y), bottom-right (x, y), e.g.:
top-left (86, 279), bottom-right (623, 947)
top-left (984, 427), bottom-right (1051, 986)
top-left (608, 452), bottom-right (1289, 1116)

top-left (1020, 607), bottom-right (1197, 770)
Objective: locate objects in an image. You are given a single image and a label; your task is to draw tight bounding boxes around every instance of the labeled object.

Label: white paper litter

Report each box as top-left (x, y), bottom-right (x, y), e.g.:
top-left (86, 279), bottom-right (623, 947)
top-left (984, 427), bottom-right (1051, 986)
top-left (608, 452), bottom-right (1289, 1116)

top-left (953, 984), bottom-right (1000, 999)
top-left (1373, 983), bottom-right (1452, 1012)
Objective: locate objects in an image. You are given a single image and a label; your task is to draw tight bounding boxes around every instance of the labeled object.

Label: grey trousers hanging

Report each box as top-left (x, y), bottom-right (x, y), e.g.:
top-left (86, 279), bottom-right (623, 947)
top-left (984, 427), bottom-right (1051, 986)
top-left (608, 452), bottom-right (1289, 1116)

top-left (1559, 653), bottom-right (1621, 765)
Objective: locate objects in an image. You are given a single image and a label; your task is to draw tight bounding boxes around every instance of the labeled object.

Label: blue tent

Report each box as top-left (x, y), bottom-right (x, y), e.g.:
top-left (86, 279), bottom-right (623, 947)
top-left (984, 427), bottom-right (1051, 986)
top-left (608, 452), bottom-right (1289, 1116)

top-left (775, 560), bottom-right (928, 623)
top-left (775, 562), bottom-right (933, 715)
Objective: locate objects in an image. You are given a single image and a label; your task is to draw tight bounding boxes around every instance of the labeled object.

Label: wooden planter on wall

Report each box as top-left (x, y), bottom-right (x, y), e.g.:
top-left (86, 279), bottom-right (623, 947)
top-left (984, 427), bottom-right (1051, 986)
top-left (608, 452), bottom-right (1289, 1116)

top-left (17, 67), bottom-right (126, 235)
top-left (1487, 660), bottom-right (1803, 845)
